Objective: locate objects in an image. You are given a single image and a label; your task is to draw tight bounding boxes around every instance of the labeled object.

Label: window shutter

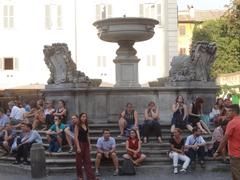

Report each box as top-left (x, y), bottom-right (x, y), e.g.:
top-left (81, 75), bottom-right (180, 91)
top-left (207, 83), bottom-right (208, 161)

top-left (103, 56), bottom-right (106, 67)
top-left (97, 56), bottom-right (101, 67)
top-left (152, 55), bottom-right (156, 66)
top-left (107, 4), bottom-right (112, 18)
top-left (139, 4), bottom-right (143, 17)
top-left (96, 4), bottom-right (100, 20)
top-left (156, 4), bottom-right (161, 24)
top-left (14, 58), bottom-right (18, 70)
top-left (45, 5), bottom-right (51, 29)
top-left (0, 58), bottom-right (3, 70)
top-left (9, 6), bottom-right (14, 28)
top-left (57, 5), bottom-right (62, 29)
top-left (147, 55), bottom-right (150, 66)
top-left (3, 5), bottom-right (8, 28)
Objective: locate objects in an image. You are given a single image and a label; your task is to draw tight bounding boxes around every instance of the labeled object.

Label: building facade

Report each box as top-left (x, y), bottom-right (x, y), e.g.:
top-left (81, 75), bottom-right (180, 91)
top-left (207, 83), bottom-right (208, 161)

top-left (0, 0), bottom-right (177, 89)
top-left (178, 7), bottom-right (225, 55)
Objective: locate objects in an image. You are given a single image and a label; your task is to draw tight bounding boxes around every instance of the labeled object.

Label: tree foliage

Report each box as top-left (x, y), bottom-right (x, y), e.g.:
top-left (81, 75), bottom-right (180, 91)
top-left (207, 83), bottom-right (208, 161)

top-left (192, 0), bottom-right (240, 77)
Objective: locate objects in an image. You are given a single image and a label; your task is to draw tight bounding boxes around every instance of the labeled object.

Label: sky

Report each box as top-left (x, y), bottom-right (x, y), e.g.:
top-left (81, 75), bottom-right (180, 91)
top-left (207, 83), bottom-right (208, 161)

top-left (177, 0), bottom-right (231, 10)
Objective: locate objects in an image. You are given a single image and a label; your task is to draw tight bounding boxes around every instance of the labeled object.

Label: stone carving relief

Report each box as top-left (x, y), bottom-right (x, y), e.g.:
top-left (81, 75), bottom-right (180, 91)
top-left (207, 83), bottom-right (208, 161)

top-left (169, 41), bottom-right (217, 82)
top-left (43, 43), bottom-right (91, 86)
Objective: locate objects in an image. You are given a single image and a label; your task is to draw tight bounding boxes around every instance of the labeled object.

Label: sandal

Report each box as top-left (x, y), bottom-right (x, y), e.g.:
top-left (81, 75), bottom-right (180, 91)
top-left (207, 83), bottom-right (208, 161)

top-left (143, 137), bottom-right (147, 144)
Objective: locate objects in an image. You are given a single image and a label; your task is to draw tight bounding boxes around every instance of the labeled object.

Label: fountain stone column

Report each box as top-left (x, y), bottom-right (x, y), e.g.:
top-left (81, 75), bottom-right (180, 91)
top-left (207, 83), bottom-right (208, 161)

top-left (114, 40), bottom-right (140, 87)
top-left (93, 17), bottom-right (159, 87)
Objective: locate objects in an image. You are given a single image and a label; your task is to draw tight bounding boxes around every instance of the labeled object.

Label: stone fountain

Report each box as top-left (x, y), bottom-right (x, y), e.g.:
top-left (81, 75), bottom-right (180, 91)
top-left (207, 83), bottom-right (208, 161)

top-left (43, 18), bottom-right (219, 124)
top-left (93, 17), bottom-right (159, 87)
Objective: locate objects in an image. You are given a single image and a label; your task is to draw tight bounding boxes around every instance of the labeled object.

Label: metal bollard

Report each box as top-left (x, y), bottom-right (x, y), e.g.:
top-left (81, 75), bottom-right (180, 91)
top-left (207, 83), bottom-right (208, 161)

top-left (30, 143), bottom-right (46, 179)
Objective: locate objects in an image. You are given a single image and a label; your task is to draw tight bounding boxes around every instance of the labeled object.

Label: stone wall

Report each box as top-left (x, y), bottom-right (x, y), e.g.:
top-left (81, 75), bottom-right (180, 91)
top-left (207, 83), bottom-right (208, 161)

top-left (43, 86), bottom-right (218, 124)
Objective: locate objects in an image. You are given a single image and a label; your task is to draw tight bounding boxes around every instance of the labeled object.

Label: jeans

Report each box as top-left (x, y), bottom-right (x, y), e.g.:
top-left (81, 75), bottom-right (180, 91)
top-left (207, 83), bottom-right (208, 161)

top-left (169, 151), bottom-right (190, 169)
top-left (187, 146), bottom-right (205, 163)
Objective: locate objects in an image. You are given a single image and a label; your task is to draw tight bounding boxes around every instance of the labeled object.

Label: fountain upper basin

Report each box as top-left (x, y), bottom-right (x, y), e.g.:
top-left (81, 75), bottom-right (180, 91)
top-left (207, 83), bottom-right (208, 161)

top-left (93, 17), bottom-right (159, 42)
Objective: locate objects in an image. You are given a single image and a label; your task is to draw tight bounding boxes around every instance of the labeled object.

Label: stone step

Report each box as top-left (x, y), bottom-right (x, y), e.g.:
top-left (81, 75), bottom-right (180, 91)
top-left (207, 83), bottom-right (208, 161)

top-left (46, 161), bottom-right (229, 175)
top-left (45, 149), bottom-right (170, 159)
top-left (40, 134), bottom-right (212, 146)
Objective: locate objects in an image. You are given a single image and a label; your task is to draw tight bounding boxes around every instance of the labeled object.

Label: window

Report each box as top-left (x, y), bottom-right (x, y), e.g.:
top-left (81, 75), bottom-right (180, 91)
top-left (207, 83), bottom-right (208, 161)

top-left (179, 25), bottom-right (186, 36)
top-left (4, 57), bottom-right (13, 70)
top-left (97, 56), bottom-right (107, 67)
top-left (139, 3), bottom-right (161, 25)
top-left (179, 48), bottom-right (186, 55)
top-left (0, 57), bottom-right (18, 70)
top-left (45, 5), bottom-right (62, 30)
top-left (147, 55), bottom-right (156, 66)
top-left (3, 5), bottom-right (14, 28)
top-left (96, 4), bottom-right (112, 20)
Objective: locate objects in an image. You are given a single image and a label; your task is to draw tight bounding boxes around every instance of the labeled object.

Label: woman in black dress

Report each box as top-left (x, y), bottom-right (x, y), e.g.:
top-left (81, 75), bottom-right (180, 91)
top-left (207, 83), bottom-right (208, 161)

top-left (74, 113), bottom-right (96, 180)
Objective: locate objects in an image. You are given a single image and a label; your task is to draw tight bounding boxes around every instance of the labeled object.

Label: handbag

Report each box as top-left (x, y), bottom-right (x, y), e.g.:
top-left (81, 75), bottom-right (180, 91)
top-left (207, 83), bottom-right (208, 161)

top-left (119, 159), bottom-right (136, 175)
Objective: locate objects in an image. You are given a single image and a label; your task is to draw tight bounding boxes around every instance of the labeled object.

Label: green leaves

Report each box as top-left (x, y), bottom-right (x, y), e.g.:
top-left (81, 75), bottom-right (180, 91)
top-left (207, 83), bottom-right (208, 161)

top-left (192, 0), bottom-right (240, 78)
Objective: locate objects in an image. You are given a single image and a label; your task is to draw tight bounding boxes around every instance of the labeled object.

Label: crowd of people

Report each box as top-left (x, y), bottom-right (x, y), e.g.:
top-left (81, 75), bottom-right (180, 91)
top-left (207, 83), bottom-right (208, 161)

top-left (0, 95), bottom-right (239, 180)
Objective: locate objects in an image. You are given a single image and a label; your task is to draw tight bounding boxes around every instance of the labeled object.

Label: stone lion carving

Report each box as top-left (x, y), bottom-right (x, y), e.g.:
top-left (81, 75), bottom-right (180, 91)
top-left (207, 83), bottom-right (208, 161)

top-left (169, 41), bottom-right (217, 82)
top-left (43, 43), bottom-right (91, 85)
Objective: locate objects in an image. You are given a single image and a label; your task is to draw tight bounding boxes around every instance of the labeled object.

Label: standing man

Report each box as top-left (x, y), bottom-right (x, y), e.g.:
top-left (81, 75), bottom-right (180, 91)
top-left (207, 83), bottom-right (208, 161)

top-left (214, 104), bottom-right (240, 180)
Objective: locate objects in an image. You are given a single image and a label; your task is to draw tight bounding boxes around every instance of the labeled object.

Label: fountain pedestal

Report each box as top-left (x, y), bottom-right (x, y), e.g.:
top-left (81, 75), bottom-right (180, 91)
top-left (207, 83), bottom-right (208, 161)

top-left (93, 17), bottom-right (159, 87)
top-left (114, 40), bottom-right (140, 87)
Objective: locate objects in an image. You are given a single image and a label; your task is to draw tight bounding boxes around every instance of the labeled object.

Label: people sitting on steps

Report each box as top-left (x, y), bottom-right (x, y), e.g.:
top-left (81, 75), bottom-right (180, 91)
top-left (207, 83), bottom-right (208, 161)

top-left (118, 102), bottom-right (139, 138)
top-left (0, 122), bottom-right (16, 155)
top-left (185, 126), bottom-right (207, 170)
top-left (12, 122), bottom-right (42, 165)
top-left (142, 101), bottom-right (162, 144)
top-left (46, 115), bottom-right (65, 153)
top-left (123, 129), bottom-right (146, 166)
top-left (65, 114), bottom-right (79, 153)
top-left (188, 97), bottom-right (211, 134)
top-left (169, 128), bottom-right (190, 174)
top-left (95, 128), bottom-right (119, 177)
top-left (207, 119), bottom-right (229, 163)
top-left (170, 95), bottom-right (193, 133)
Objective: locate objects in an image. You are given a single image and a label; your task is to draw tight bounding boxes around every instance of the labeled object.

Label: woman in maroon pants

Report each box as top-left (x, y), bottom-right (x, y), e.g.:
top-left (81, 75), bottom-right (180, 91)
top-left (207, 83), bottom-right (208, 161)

top-left (74, 113), bottom-right (96, 180)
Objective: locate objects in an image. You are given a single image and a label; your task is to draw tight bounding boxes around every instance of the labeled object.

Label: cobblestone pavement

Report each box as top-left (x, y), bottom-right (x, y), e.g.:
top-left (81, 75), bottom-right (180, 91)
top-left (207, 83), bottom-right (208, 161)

top-left (0, 166), bottom-right (231, 180)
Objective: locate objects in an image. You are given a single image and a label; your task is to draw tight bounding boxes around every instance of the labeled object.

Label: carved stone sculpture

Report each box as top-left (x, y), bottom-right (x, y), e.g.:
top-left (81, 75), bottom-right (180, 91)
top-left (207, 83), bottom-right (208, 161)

top-left (43, 43), bottom-right (91, 86)
top-left (169, 41), bottom-right (217, 82)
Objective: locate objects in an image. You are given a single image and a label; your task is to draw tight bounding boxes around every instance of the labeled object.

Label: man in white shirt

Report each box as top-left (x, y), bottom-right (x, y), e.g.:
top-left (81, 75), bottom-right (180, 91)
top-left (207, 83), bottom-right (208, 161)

top-left (8, 101), bottom-right (23, 125)
top-left (185, 127), bottom-right (206, 169)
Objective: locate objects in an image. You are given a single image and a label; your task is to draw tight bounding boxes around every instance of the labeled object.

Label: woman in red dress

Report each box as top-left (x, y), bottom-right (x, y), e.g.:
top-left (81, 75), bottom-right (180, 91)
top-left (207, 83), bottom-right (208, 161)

top-left (123, 129), bottom-right (146, 165)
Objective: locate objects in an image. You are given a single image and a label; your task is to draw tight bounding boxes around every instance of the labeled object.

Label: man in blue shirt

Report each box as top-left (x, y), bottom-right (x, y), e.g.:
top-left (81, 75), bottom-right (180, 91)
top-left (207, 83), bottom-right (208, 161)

top-left (13, 122), bottom-right (42, 165)
top-left (95, 129), bottom-right (119, 176)
top-left (185, 127), bottom-right (206, 169)
top-left (46, 115), bottom-right (65, 152)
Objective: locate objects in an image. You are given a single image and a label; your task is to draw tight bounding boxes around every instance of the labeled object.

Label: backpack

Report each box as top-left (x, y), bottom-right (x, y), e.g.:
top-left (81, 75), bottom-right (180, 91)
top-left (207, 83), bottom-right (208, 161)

top-left (119, 159), bottom-right (136, 176)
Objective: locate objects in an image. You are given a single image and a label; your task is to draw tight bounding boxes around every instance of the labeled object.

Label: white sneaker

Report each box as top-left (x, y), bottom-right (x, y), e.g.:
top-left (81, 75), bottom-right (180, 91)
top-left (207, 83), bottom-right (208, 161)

top-left (57, 148), bottom-right (62, 153)
top-left (174, 167), bottom-right (178, 174)
top-left (180, 168), bottom-right (187, 173)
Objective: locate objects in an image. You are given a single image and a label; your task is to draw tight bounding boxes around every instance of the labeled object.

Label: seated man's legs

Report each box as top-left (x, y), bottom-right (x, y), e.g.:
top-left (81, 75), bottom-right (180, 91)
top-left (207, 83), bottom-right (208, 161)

top-left (95, 152), bottom-right (103, 175)
top-left (187, 148), bottom-right (197, 168)
top-left (64, 128), bottom-right (74, 152)
top-left (197, 146), bottom-right (205, 165)
top-left (110, 152), bottom-right (119, 173)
